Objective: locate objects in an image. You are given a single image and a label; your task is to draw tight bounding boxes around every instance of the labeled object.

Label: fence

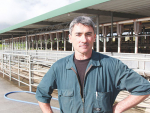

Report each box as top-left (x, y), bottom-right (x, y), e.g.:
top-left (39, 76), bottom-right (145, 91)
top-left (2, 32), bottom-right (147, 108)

top-left (0, 51), bottom-right (150, 92)
top-left (0, 51), bottom-right (150, 112)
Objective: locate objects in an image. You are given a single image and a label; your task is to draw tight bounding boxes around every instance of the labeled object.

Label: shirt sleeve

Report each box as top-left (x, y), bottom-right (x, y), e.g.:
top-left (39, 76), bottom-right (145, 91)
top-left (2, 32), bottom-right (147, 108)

top-left (115, 60), bottom-right (150, 95)
top-left (35, 66), bottom-right (57, 103)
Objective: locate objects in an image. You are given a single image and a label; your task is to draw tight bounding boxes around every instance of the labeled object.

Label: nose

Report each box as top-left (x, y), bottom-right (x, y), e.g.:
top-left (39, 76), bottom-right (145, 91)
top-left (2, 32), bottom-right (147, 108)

top-left (81, 35), bottom-right (87, 43)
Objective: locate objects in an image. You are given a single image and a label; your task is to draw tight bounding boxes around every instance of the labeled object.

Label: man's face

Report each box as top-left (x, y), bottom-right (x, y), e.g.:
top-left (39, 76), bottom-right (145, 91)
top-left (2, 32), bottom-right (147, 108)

top-left (69, 23), bottom-right (96, 55)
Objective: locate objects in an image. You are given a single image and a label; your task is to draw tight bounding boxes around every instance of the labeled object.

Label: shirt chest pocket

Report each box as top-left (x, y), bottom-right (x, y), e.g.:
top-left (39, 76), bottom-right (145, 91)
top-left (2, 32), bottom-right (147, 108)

top-left (93, 92), bottom-right (112, 113)
top-left (58, 89), bottom-right (74, 113)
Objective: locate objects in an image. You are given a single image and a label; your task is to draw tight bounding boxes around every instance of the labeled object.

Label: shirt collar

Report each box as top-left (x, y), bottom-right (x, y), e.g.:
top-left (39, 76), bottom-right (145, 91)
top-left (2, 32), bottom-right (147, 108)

top-left (66, 50), bottom-right (101, 69)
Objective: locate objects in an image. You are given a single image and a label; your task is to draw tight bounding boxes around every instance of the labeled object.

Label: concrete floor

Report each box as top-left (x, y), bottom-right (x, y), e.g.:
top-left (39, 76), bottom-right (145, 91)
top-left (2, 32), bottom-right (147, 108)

top-left (0, 76), bottom-right (59, 113)
top-left (0, 73), bottom-right (149, 113)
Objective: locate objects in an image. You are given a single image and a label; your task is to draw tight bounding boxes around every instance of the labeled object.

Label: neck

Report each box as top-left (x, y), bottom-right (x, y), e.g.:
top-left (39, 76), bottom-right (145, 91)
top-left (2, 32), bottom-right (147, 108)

top-left (74, 50), bottom-right (92, 60)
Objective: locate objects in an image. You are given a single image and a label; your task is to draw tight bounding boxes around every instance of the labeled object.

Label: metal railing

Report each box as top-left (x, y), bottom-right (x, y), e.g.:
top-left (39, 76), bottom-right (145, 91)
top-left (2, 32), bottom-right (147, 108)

top-left (0, 51), bottom-right (149, 113)
top-left (0, 53), bottom-right (59, 92)
top-left (0, 51), bottom-right (149, 92)
top-left (113, 56), bottom-right (150, 80)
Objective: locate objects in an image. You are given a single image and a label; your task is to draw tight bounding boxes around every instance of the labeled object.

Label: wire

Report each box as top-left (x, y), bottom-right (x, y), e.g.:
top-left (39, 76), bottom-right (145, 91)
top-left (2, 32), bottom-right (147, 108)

top-left (4, 91), bottom-right (60, 111)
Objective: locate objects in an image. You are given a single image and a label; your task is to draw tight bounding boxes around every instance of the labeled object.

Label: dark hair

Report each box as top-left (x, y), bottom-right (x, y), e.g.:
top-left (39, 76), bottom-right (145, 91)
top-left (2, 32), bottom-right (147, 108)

top-left (69, 16), bottom-right (96, 35)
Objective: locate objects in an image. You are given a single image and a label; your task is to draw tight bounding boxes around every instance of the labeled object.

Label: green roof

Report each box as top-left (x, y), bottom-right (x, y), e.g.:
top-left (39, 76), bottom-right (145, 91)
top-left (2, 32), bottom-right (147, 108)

top-left (0, 0), bottom-right (109, 34)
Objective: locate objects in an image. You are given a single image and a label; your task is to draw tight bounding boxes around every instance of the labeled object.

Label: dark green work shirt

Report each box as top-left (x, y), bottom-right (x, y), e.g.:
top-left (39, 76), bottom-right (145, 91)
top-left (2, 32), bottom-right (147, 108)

top-left (36, 50), bottom-right (150, 113)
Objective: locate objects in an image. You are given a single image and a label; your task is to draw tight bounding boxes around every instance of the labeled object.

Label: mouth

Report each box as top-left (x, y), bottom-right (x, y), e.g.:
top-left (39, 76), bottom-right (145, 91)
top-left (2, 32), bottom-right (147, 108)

top-left (79, 44), bottom-right (89, 48)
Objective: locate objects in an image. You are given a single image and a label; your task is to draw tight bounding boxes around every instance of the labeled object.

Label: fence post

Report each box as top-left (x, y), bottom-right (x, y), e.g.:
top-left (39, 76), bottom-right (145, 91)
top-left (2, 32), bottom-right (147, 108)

top-left (29, 55), bottom-right (32, 92)
top-left (9, 54), bottom-right (11, 81)
top-left (2, 54), bottom-right (4, 77)
top-left (1, 54), bottom-right (2, 70)
top-left (18, 56), bottom-right (20, 86)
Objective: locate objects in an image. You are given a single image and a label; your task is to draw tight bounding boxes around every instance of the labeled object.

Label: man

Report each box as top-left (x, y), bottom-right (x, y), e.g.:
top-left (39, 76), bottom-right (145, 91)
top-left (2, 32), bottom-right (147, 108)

top-left (36, 16), bottom-right (150, 113)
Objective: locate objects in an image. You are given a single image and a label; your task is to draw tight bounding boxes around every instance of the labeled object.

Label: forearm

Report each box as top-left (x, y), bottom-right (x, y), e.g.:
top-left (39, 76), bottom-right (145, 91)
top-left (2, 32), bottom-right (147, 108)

top-left (113, 94), bottom-right (149, 113)
top-left (38, 101), bottom-right (53, 113)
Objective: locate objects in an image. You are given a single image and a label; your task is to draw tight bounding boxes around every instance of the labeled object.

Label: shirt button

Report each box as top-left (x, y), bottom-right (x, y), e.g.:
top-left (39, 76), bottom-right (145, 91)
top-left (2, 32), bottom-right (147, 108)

top-left (96, 108), bottom-right (101, 111)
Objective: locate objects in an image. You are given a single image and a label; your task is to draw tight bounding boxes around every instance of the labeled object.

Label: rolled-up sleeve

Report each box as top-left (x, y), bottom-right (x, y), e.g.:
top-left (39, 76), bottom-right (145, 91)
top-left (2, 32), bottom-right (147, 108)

top-left (36, 66), bottom-right (57, 103)
top-left (115, 60), bottom-right (150, 95)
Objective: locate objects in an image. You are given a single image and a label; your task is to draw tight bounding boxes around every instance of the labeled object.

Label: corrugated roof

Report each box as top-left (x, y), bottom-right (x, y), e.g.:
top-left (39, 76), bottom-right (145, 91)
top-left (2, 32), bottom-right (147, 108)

top-left (0, 0), bottom-right (150, 39)
top-left (0, 0), bottom-right (108, 33)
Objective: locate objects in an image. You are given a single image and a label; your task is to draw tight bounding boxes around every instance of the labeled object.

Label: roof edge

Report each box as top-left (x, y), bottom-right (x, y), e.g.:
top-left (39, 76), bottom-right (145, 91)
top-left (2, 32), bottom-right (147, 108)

top-left (0, 0), bottom-right (109, 34)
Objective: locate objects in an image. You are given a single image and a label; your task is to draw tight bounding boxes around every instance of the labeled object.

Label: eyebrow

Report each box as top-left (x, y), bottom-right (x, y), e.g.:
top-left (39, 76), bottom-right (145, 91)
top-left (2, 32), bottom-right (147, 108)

top-left (75, 32), bottom-right (93, 34)
top-left (86, 32), bottom-right (92, 34)
top-left (75, 32), bottom-right (82, 34)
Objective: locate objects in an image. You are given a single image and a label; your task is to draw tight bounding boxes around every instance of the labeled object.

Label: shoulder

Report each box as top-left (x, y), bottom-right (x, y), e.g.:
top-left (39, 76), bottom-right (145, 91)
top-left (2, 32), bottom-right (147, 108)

top-left (96, 52), bottom-right (119, 66)
top-left (52, 54), bottom-right (72, 68)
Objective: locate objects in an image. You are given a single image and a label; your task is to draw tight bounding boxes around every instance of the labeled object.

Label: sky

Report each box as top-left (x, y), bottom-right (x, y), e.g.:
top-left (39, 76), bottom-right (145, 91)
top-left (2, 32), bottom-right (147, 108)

top-left (0, 0), bottom-right (80, 31)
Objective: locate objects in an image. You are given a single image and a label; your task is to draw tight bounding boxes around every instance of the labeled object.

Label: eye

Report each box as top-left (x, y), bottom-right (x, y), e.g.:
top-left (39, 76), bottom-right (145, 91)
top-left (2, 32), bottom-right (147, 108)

top-left (86, 33), bottom-right (92, 36)
top-left (76, 33), bottom-right (82, 37)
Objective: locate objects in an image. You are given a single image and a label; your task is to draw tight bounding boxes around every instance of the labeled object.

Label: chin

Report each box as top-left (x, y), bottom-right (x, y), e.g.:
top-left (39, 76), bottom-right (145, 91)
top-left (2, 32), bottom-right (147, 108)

top-left (79, 49), bottom-right (90, 54)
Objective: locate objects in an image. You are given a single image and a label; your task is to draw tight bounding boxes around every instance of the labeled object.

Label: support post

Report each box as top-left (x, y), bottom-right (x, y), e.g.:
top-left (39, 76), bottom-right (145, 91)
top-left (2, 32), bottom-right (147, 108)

top-left (18, 56), bottom-right (20, 86)
top-left (22, 37), bottom-right (24, 50)
top-left (36, 35), bottom-right (38, 50)
top-left (50, 33), bottom-right (53, 51)
top-left (29, 55), bottom-right (32, 92)
top-left (96, 15), bottom-right (100, 52)
top-left (2, 37), bottom-right (4, 51)
top-left (14, 39), bottom-right (16, 50)
top-left (134, 21), bottom-right (141, 53)
top-left (135, 35), bottom-right (138, 54)
top-left (31, 36), bottom-right (34, 50)
top-left (26, 32), bottom-right (28, 54)
top-left (56, 33), bottom-right (59, 51)
top-left (64, 31), bottom-right (67, 51)
top-left (40, 35), bottom-right (42, 50)
top-left (103, 37), bottom-right (106, 52)
top-left (12, 34), bottom-right (14, 53)
top-left (9, 55), bottom-right (11, 81)
top-left (102, 26), bottom-right (108, 52)
top-left (131, 28), bottom-right (133, 44)
top-left (17, 38), bottom-right (19, 50)
top-left (118, 36), bottom-right (121, 53)
top-left (8, 39), bottom-right (10, 50)
top-left (19, 37), bottom-right (21, 50)
top-left (10, 39), bottom-right (11, 50)
top-left (111, 12), bottom-right (113, 38)
top-left (117, 24), bottom-right (124, 53)
top-left (2, 54), bottom-right (4, 77)
top-left (28, 36), bottom-right (30, 50)
top-left (44, 34), bottom-right (48, 50)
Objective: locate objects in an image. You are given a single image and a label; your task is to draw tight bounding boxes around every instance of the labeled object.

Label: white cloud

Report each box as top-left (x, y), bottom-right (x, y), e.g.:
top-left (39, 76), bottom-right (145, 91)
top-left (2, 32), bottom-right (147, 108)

top-left (0, 0), bottom-right (79, 30)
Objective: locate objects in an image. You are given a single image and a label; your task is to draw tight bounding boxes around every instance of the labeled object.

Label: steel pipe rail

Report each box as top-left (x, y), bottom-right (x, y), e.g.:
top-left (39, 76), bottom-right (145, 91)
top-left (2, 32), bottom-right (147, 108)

top-left (1, 51), bottom-right (150, 93)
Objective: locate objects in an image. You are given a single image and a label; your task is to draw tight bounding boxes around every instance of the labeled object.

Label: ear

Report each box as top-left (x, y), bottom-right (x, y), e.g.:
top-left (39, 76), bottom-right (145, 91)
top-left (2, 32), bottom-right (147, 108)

top-left (69, 34), bottom-right (72, 43)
